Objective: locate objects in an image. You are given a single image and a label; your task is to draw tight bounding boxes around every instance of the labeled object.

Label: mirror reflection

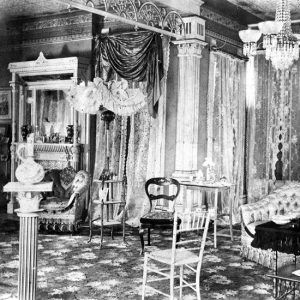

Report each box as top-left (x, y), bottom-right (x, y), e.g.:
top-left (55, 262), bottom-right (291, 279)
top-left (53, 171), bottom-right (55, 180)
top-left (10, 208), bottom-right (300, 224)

top-left (24, 89), bottom-right (74, 143)
top-left (36, 89), bottom-right (71, 136)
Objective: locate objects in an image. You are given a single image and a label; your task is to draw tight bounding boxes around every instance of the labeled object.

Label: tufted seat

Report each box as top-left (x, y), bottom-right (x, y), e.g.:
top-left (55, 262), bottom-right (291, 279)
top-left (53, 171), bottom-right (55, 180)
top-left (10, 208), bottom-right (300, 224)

top-left (140, 211), bottom-right (177, 225)
top-left (240, 181), bottom-right (300, 269)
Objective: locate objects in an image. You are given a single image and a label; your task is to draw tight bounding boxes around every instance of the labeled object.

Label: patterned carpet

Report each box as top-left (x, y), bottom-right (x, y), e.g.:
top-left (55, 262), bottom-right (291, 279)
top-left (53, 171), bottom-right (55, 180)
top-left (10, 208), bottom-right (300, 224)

top-left (0, 216), bottom-right (277, 300)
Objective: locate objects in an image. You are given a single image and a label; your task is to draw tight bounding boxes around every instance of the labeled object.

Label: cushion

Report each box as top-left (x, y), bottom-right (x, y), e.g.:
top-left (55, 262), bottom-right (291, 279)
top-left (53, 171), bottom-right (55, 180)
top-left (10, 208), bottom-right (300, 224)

top-left (140, 211), bottom-right (180, 225)
top-left (60, 165), bottom-right (76, 190)
top-left (40, 196), bottom-right (69, 211)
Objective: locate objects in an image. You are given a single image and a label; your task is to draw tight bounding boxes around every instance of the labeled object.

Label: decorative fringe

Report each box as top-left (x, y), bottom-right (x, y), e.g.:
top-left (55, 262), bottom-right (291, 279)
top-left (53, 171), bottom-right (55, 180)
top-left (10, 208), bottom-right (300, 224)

top-left (66, 77), bottom-right (147, 116)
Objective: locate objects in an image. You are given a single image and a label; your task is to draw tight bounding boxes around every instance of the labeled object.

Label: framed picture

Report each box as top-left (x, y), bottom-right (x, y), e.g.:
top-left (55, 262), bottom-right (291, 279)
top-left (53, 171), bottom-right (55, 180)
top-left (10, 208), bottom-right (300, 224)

top-left (0, 89), bottom-right (12, 120)
top-left (0, 124), bottom-right (9, 137)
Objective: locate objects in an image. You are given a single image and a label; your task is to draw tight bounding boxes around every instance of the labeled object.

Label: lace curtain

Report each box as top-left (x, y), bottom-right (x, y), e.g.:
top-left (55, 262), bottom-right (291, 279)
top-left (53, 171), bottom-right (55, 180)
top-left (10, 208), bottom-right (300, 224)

top-left (207, 51), bottom-right (246, 221)
top-left (247, 54), bottom-right (300, 202)
top-left (36, 90), bottom-right (71, 137)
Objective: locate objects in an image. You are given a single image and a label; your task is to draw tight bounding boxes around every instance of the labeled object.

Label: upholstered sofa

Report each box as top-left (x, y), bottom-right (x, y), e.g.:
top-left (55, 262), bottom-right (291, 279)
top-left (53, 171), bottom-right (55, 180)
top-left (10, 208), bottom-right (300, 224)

top-left (240, 181), bottom-right (300, 269)
top-left (39, 169), bottom-right (90, 233)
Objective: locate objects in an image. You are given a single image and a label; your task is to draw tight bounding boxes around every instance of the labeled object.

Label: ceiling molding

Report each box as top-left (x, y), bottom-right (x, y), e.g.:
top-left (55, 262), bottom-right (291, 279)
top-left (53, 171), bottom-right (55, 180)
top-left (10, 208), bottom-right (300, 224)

top-left (206, 29), bottom-right (242, 48)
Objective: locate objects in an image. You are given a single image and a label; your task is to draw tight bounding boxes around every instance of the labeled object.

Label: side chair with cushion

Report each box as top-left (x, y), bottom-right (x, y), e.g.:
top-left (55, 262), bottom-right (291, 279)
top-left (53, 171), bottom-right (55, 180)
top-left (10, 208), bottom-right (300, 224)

top-left (39, 169), bottom-right (90, 233)
top-left (139, 177), bottom-right (180, 254)
top-left (142, 210), bottom-right (211, 300)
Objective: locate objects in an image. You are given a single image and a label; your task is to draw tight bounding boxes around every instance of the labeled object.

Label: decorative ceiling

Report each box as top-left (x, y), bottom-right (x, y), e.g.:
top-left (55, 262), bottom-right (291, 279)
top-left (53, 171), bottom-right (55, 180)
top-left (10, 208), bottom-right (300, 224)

top-left (0, 0), bottom-right (201, 21)
top-left (1, 0), bottom-right (300, 25)
top-left (226, 0), bottom-right (300, 20)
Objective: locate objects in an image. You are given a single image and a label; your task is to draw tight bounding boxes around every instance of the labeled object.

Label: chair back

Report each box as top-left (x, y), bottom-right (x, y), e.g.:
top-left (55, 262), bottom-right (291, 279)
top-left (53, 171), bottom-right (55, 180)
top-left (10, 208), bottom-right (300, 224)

top-left (172, 210), bottom-right (210, 264)
top-left (98, 180), bottom-right (124, 223)
top-left (99, 185), bottom-right (109, 202)
top-left (145, 177), bottom-right (180, 212)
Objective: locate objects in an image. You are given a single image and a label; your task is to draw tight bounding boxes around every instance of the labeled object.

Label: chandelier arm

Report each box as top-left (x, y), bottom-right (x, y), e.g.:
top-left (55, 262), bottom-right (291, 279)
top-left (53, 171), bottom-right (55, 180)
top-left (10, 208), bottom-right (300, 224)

top-left (238, 0), bottom-right (300, 70)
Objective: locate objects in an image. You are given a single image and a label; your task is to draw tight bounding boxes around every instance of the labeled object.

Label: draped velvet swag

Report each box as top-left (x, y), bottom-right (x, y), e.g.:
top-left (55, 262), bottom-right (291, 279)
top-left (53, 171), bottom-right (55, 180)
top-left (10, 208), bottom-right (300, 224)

top-left (207, 52), bottom-right (246, 221)
top-left (95, 31), bottom-right (164, 118)
top-left (92, 34), bottom-right (170, 227)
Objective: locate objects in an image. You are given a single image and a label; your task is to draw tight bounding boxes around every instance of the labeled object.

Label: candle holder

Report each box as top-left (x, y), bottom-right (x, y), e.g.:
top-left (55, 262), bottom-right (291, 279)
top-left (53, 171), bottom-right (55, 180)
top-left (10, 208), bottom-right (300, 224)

top-left (65, 125), bottom-right (74, 143)
top-left (21, 125), bottom-right (29, 142)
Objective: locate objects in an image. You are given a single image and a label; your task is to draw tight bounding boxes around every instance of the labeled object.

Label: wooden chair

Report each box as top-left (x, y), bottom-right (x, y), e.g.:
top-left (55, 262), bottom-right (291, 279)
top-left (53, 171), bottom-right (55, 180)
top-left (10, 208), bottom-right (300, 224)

top-left (139, 177), bottom-right (180, 254)
top-left (89, 179), bottom-right (126, 249)
top-left (142, 210), bottom-right (211, 300)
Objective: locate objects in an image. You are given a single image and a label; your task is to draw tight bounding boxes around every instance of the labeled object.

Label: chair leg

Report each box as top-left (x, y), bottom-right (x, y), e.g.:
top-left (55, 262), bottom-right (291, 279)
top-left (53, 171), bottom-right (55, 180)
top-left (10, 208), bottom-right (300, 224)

top-left (142, 254), bottom-right (148, 300)
top-left (176, 232), bottom-right (181, 247)
top-left (122, 212), bottom-right (126, 242)
top-left (111, 226), bottom-right (114, 240)
top-left (179, 265), bottom-right (184, 299)
top-left (170, 266), bottom-right (175, 300)
top-left (100, 225), bottom-right (103, 249)
top-left (139, 227), bottom-right (145, 255)
top-left (147, 227), bottom-right (151, 246)
top-left (214, 218), bottom-right (217, 248)
top-left (196, 265), bottom-right (201, 300)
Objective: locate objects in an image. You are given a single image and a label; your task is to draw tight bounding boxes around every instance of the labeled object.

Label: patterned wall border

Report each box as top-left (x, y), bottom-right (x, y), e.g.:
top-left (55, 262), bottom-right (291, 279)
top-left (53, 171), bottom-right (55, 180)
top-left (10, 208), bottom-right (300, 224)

top-left (200, 6), bottom-right (246, 32)
top-left (2, 12), bottom-right (93, 48)
top-left (21, 34), bottom-right (93, 46)
top-left (0, 34), bottom-right (93, 52)
top-left (23, 14), bottom-right (92, 32)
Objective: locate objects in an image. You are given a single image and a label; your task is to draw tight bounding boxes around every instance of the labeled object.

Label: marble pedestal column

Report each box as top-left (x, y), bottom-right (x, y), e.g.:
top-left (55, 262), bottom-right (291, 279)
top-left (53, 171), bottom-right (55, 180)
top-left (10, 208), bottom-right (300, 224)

top-left (4, 182), bottom-right (53, 300)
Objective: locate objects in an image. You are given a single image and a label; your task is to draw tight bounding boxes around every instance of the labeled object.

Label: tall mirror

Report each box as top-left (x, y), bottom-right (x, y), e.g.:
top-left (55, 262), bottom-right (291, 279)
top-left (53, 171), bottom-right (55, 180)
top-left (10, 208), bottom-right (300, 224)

top-left (8, 52), bottom-right (90, 183)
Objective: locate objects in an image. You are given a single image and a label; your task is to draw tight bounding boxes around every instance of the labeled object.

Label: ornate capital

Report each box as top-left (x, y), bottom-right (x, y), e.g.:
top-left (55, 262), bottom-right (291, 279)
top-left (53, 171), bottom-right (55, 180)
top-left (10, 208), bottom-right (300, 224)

top-left (9, 80), bottom-right (20, 90)
top-left (173, 39), bottom-right (207, 58)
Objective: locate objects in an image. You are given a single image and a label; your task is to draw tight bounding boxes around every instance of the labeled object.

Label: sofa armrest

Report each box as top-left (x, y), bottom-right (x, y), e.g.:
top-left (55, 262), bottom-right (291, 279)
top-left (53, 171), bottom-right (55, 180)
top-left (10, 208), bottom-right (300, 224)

top-left (71, 170), bottom-right (90, 194)
top-left (240, 198), bottom-right (272, 227)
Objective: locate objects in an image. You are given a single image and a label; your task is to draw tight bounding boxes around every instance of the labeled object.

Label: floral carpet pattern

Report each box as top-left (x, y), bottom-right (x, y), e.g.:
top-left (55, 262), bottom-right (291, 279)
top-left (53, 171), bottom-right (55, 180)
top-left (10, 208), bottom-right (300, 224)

top-left (0, 216), bottom-right (278, 300)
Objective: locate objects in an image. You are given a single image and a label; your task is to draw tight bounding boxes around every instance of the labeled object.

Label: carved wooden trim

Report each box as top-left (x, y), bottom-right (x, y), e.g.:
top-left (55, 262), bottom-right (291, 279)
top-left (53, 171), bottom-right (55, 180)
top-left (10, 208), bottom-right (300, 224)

top-left (14, 142), bottom-right (82, 171)
top-left (8, 52), bottom-right (89, 79)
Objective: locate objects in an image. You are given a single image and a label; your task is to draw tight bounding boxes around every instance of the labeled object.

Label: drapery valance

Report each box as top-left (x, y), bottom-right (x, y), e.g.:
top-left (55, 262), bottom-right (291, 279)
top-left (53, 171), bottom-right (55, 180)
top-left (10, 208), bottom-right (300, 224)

top-left (95, 31), bottom-right (164, 117)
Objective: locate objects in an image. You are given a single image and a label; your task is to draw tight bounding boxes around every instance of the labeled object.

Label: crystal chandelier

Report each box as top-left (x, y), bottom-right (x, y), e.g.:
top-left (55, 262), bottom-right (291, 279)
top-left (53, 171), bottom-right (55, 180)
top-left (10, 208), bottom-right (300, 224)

top-left (239, 0), bottom-right (299, 70)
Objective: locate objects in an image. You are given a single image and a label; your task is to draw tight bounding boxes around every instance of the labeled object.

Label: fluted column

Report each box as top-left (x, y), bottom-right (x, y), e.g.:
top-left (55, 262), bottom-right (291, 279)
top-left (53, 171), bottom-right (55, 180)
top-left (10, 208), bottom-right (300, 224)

top-left (17, 207), bottom-right (39, 300)
top-left (4, 182), bottom-right (53, 300)
top-left (172, 39), bottom-right (206, 181)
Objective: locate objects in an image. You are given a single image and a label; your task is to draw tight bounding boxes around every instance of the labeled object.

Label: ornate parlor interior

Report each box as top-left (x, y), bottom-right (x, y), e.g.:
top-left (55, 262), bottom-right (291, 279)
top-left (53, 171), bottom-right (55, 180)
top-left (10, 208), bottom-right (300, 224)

top-left (1, 0), bottom-right (300, 299)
